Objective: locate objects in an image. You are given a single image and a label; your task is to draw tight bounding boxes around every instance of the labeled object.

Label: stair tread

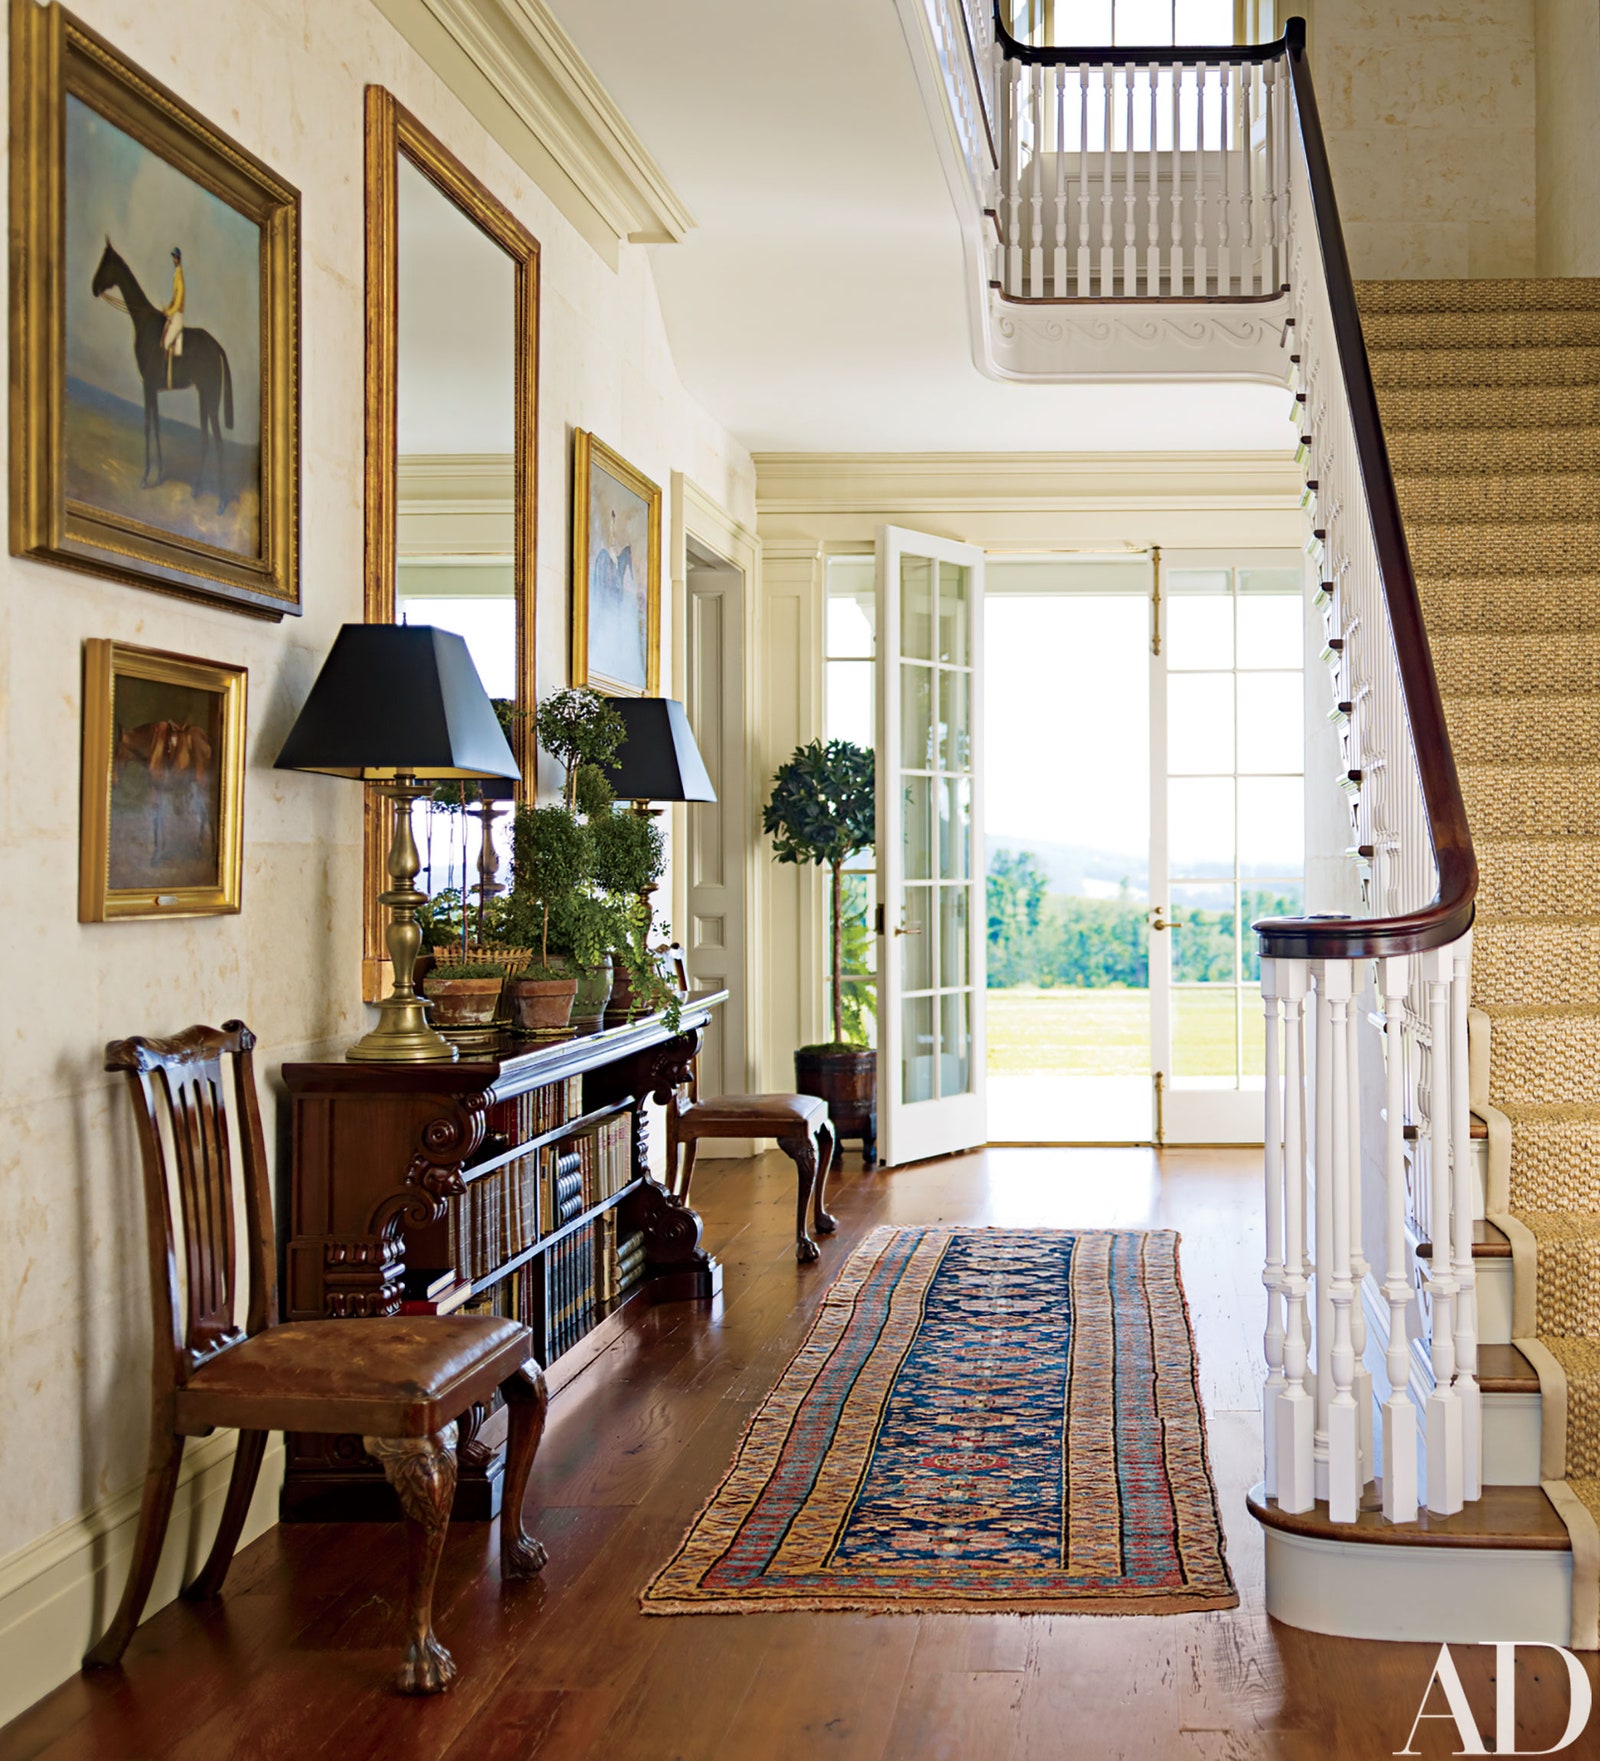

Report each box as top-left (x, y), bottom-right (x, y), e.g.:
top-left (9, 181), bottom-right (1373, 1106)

top-left (1417, 1219), bottom-right (1510, 1260)
top-left (1356, 277), bottom-right (1600, 313)
top-left (1247, 1481), bottom-right (1570, 1549)
top-left (1479, 1342), bottom-right (1539, 1394)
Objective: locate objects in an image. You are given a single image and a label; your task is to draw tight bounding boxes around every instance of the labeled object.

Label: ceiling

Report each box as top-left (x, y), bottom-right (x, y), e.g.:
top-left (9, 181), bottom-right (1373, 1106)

top-left (544, 0), bottom-right (1295, 456)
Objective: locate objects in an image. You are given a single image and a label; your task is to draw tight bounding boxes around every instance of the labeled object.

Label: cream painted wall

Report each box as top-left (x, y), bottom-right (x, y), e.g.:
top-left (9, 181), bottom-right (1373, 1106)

top-left (1535, 0), bottom-right (1600, 276)
top-left (752, 452), bottom-right (1308, 1093)
top-left (0, 0), bottom-right (750, 1718)
top-left (1303, 1), bottom-right (1537, 280)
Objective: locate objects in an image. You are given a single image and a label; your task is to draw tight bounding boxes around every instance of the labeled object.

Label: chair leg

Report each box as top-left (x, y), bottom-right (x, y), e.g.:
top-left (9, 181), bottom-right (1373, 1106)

top-left (184, 1428), bottom-right (268, 1602)
top-left (498, 1360), bottom-right (549, 1579)
top-left (678, 1138), bottom-right (701, 1208)
top-left (813, 1120), bottom-right (838, 1237)
top-left (778, 1134), bottom-right (820, 1264)
top-left (364, 1427), bottom-right (459, 1695)
top-left (83, 1425), bottom-right (185, 1669)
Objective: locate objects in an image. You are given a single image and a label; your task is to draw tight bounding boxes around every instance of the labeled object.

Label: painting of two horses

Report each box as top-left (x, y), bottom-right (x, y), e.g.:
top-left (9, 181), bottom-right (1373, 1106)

top-left (107, 671), bottom-right (224, 893)
top-left (64, 94), bottom-right (261, 559)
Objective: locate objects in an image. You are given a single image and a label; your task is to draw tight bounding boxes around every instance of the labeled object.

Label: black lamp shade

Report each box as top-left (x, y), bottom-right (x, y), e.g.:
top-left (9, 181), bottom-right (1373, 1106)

top-left (603, 698), bottom-right (716, 804)
top-left (274, 624), bottom-right (520, 781)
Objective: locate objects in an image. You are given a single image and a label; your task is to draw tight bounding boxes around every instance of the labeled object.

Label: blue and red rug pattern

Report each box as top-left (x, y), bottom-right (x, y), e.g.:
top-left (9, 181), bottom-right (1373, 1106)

top-left (642, 1225), bottom-right (1237, 1614)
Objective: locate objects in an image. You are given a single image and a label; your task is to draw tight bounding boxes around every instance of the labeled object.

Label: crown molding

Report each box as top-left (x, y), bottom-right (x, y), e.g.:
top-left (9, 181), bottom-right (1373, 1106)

top-left (752, 451), bottom-right (1306, 514)
top-left (374, 0), bottom-right (692, 269)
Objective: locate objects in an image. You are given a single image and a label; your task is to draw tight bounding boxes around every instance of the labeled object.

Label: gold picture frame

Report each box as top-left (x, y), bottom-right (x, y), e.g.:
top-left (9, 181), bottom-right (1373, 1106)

top-left (80, 640), bottom-right (247, 922)
top-left (571, 430), bottom-right (661, 697)
top-left (10, 1), bottom-right (301, 618)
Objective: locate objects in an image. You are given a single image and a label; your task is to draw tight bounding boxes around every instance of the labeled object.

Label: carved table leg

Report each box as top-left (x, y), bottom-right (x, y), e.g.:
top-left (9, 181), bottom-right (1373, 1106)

top-left (777, 1133), bottom-right (820, 1264)
top-left (499, 1361), bottom-right (549, 1579)
top-left (813, 1120), bottom-right (838, 1238)
top-left (364, 1424), bottom-right (459, 1695)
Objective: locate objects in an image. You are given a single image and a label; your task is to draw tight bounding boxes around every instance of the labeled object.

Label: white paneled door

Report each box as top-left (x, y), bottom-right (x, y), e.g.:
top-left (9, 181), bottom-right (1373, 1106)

top-left (875, 526), bottom-right (987, 1167)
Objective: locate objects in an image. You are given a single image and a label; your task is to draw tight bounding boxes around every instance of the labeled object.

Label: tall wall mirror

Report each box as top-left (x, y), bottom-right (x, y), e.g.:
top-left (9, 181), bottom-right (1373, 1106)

top-left (362, 87), bottom-right (539, 997)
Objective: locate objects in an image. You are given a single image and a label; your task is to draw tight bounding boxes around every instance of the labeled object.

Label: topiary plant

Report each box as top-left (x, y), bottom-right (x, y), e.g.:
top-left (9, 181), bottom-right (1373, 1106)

top-left (763, 739), bottom-right (875, 1049)
top-left (535, 688), bottom-right (626, 808)
top-left (506, 802), bottom-right (592, 972)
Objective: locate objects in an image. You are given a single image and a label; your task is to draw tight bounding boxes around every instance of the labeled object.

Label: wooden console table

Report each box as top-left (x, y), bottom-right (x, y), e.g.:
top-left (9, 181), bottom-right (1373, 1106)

top-left (279, 992), bottom-right (723, 1522)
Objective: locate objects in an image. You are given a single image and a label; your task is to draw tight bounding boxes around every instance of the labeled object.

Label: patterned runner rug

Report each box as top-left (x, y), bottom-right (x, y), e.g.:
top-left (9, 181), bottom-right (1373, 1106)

top-left (642, 1225), bottom-right (1236, 1615)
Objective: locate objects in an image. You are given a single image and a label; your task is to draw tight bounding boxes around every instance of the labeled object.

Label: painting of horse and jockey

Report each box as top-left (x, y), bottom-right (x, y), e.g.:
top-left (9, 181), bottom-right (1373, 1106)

top-left (64, 93), bottom-right (262, 559)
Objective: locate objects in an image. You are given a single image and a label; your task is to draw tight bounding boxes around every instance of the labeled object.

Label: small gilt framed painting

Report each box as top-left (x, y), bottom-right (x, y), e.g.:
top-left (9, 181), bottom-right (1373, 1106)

top-left (79, 640), bottom-right (247, 922)
top-left (10, 0), bottom-right (301, 617)
top-left (571, 430), bottom-right (661, 697)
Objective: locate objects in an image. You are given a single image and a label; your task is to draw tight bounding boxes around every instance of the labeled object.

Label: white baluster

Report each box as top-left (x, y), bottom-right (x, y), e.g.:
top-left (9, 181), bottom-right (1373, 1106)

top-left (1346, 962), bottom-right (1373, 1488)
top-left (1028, 64), bottom-right (1045, 295)
top-left (1169, 63), bottom-right (1185, 295)
top-left (1219, 63), bottom-right (1234, 296)
top-left (1424, 948), bottom-right (1463, 1516)
top-left (1380, 955), bottom-right (1419, 1523)
top-left (1244, 62), bottom-right (1260, 295)
top-left (1262, 959), bottom-right (1287, 1499)
top-left (1323, 960), bottom-right (1360, 1522)
top-left (1193, 63), bottom-right (1208, 296)
top-left (1451, 931), bottom-right (1481, 1502)
top-left (1052, 66), bottom-right (1068, 295)
top-left (1145, 63), bottom-right (1161, 294)
top-left (1007, 59), bottom-right (1023, 295)
top-left (1276, 961), bottom-right (1315, 1512)
top-left (1076, 63), bottom-right (1091, 295)
top-left (1122, 63), bottom-right (1137, 294)
top-left (1099, 62), bottom-right (1115, 294)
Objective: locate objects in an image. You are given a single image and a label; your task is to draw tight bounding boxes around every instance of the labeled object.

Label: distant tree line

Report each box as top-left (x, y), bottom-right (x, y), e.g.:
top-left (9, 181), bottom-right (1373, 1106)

top-left (987, 848), bottom-right (1299, 989)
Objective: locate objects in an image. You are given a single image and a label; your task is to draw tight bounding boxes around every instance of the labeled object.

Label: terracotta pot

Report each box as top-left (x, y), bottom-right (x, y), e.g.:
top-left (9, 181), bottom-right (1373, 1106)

top-left (794, 1046), bottom-right (877, 1168)
top-left (507, 973), bottom-right (579, 1035)
top-left (421, 974), bottom-right (504, 1027)
top-left (554, 955), bottom-right (614, 1030)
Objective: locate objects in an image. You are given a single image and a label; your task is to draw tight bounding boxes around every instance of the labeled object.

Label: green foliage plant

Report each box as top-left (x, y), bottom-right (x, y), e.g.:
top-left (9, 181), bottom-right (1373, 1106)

top-left (535, 688), bottom-right (625, 807)
top-left (427, 961), bottom-right (507, 982)
top-left (763, 739), bottom-right (875, 1050)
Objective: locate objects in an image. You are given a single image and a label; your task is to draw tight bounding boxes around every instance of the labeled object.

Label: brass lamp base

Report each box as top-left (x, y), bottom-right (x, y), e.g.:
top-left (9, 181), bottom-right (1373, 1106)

top-left (348, 772), bottom-right (458, 1064)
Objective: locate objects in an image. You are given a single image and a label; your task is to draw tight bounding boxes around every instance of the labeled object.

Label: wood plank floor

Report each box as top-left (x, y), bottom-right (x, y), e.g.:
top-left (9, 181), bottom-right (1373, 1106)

top-left (3, 1145), bottom-right (1595, 1760)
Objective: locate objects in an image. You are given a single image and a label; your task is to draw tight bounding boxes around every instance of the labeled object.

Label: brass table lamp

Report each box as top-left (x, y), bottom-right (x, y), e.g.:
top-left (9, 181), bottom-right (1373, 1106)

top-left (275, 624), bottom-right (520, 1063)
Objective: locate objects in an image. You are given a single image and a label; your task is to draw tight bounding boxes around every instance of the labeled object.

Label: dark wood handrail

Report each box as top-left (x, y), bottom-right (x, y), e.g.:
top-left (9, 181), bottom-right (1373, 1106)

top-left (992, 6), bottom-right (1475, 960)
top-left (1251, 18), bottom-right (1475, 960)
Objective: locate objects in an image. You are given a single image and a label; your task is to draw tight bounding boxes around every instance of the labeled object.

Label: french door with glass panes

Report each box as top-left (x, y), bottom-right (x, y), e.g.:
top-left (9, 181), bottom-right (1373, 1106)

top-left (875, 527), bottom-right (987, 1166)
top-left (1149, 553), bottom-right (1306, 1143)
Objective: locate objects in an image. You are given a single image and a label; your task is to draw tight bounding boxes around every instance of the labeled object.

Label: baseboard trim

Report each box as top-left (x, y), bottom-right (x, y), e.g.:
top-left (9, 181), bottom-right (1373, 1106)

top-left (0, 1430), bottom-right (284, 1729)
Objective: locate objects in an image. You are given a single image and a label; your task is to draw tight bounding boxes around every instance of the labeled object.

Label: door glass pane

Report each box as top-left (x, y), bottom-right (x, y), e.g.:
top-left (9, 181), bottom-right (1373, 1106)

top-left (1168, 673), bottom-right (1233, 773)
top-left (1237, 591), bottom-right (1302, 668)
top-left (940, 778), bottom-right (971, 879)
top-left (939, 669), bottom-right (971, 774)
top-left (901, 664), bottom-right (935, 770)
top-left (1237, 673), bottom-right (1303, 773)
top-left (941, 990), bottom-right (971, 1097)
top-left (827, 659), bottom-right (873, 750)
top-left (1241, 880), bottom-right (1303, 983)
top-left (903, 776), bottom-right (933, 880)
top-left (903, 885), bottom-right (934, 990)
top-left (1171, 882), bottom-right (1237, 980)
top-left (940, 885), bottom-right (970, 987)
top-left (1239, 777), bottom-right (1304, 874)
top-left (1173, 986), bottom-right (1241, 1082)
top-left (1166, 595), bottom-right (1233, 670)
top-left (903, 995), bottom-right (936, 1103)
top-left (938, 562), bottom-right (970, 664)
top-left (901, 556), bottom-right (935, 660)
top-left (827, 581), bottom-right (875, 657)
top-left (1169, 777), bottom-right (1234, 878)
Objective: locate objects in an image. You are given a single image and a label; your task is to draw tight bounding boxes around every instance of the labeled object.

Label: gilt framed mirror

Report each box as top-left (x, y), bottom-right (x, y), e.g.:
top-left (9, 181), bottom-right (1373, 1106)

top-left (362, 87), bottom-right (539, 998)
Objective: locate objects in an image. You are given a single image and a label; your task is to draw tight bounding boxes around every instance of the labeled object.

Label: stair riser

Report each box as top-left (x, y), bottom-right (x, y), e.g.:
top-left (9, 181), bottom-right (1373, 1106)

top-left (1478, 1256), bottom-right (1514, 1348)
top-left (1462, 770), bottom-right (1600, 836)
top-left (1396, 474), bottom-right (1600, 523)
top-left (1483, 1392), bottom-right (1542, 1487)
top-left (1475, 926), bottom-right (1600, 1007)
top-left (1389, 428), bottom-right (1600, 475)
top-left (1409, 525), bottom-right (1600, 578)
top-left (1490, 1020), bottom-right (1600, 1105)
top-left (1378, 384), bottom-right (1600, 429)
top-left (1504, 1120), bottom-right (1600, 1212)
top-left (1357, 278), bottom-right (1600, 315)
top-left (1259, 1525), bottom-right (1570, 1644)
top-left (1477, 848), bottom-right (1600, 920)
top-left (1532, 1239), bottom-right (1600, 1337)
top-left (1373, 346), bottom-right (1600, 389)
top-left (1434, 635), bottom-right (1600, 696)
top-left (1421, 580), bottom-right (1600, 636)
top-left (1367, 309), bottom-right (1600, 349)
top-left (1448, 711), bottom-right (1600, 767)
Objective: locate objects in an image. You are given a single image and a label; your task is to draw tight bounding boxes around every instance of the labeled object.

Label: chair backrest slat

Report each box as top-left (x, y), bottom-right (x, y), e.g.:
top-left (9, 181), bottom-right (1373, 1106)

top-left (107, 1021), bottom-right (274, 1382)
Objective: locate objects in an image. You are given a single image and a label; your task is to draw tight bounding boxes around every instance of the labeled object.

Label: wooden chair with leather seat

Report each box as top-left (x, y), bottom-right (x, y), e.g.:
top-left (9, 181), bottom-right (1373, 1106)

top-left (86, 1021), bottom-right (548, 1696)
top-left (666, 1080), bottom-right (837, 1263)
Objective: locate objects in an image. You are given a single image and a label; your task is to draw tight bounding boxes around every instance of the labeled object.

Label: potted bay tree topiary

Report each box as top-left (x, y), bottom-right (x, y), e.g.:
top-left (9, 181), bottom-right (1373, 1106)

top-left (764, 738), bottom-right (877, 1164)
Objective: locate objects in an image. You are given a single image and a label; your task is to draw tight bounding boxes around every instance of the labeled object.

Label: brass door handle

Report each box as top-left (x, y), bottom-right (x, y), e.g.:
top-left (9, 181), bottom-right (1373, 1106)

top-left (1150, 908), bottom-right (1177, 932)
top-left (894, 922), bottom-right (923, 936)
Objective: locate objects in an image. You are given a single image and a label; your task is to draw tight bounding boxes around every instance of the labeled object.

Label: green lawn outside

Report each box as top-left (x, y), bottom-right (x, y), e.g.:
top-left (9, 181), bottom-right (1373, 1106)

top-left (986, 986), bottom-right (1257, 1078)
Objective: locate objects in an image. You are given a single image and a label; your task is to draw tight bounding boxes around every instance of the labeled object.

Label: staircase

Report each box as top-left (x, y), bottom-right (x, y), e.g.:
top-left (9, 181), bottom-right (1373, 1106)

top-left (1366, 275), bottom-right (1600, 1649)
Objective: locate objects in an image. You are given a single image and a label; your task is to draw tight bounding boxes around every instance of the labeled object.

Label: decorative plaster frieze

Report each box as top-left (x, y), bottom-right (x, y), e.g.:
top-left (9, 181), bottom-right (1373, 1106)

top-left (985, 294), bottom-right (1293, 384)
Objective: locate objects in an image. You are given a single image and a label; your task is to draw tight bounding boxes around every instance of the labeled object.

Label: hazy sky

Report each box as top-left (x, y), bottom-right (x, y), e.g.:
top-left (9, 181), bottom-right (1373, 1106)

top-left (65, 95), bottom-right (262, 440)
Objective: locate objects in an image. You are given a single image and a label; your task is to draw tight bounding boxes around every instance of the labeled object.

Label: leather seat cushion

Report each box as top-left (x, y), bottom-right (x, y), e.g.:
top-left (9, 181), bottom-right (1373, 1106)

top-left (177, 1315), bottom-right (530, 1436)
top-left (681, 1093), bottom-right (829, 1133)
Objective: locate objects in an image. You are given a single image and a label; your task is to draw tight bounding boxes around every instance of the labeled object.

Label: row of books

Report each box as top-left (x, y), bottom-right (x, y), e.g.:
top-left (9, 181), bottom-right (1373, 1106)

top-left (513, 1075), bottom-right (584, 1143)
top-left (447, 1144), bottom-right (580, 1285)
top-left (459, 1213), bottom-right (649, 1362)
top-left (577, 1115), bottom-right (634, 1207)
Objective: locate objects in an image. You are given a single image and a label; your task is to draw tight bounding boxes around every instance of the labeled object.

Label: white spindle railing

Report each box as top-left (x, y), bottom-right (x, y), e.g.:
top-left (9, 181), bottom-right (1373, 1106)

top-left (988, 45), bottom-right (1288, 301)
top-left (1258, 32), bottom-right (1478, 1526)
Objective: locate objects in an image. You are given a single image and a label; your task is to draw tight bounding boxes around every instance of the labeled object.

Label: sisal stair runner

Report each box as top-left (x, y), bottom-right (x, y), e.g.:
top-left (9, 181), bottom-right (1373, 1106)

top-left (1361, 274), bottom-right (1600, 1645)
